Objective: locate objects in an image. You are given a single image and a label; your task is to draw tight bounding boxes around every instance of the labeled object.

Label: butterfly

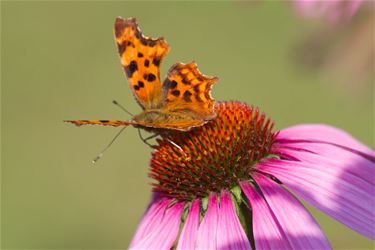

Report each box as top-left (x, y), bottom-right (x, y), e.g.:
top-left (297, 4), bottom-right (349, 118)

top-left (66, 17), bottom-right (218, 132)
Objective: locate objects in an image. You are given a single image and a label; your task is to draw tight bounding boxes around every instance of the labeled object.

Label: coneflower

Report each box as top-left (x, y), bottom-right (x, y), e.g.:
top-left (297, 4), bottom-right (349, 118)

top-left (293, 0), bottom-right (364, 22)
top-left (129, 101), bottom-right (374, 249)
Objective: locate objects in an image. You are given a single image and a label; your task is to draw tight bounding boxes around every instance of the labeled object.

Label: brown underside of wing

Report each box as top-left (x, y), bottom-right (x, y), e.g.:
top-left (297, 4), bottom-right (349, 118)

top-left (64, 120), bottom-right (134, 127)
top-left (134, 119), bottom-right (207, 131)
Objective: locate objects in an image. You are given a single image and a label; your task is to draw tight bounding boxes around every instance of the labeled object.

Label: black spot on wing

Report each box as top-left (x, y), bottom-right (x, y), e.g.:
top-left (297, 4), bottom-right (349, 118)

top-left (125, 60), bottom-right (138, 78)
top-left (183, 90), bottom-right (192, 102)
top-left (164, 79), bottom-right (178, 89)
top-left (147, 73), bottom-right (156, 82)
top-left (134, 85), bottom-right (140, 91)
top-left (182, 78), bottom-right (190, 85)
top-left (138, 81), bottom-right (144, 88)
top-left (129, 60), bottom-right (138, 72)
top-left (171, 90), bottom-right (180, 97)
top-left (137, 52), bottom-right (144, 58)
top-left (126, 41), bottom-right (135, 47)
top-left (152, 58), bottom-right (161, 66)
top-left (144, 59), bottom-right (150, 67)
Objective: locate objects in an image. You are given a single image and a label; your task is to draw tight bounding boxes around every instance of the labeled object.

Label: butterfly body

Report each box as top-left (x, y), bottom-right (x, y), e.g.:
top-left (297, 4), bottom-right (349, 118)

top-left (132, 108), bottom-right (215, 131)
top-left (66, 17), bottom-right (218, 133)
top-left (67, 108), bottom-right (213, 132)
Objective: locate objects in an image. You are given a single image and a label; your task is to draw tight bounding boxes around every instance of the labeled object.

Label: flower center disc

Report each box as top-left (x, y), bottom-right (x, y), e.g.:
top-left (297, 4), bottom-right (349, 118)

top-left (150, 101), bottom-right (275, 201)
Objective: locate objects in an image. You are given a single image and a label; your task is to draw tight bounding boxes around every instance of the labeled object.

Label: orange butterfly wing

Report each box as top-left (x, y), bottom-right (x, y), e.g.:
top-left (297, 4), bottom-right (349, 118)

top-left (66, 18), bottom-right (219, 133)
top-left (161, 62), bottom-right (218, 120)
top-left (114, 17), bottom-right (169, 109)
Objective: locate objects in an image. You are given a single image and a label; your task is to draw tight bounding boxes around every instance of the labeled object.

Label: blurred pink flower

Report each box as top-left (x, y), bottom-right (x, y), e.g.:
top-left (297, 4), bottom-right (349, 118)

top-left (129, 102), bottom-right (374, 249)
top-left (294, 0), bottom-right (364, 23)
top-left (293, 1), bottom-right (374, 98)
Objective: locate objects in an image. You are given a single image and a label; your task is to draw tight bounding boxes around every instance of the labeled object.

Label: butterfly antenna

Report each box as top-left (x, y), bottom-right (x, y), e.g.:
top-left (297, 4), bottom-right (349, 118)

top-left (91, 126), bottom-right (128, 165)
top-left (112, 100), bottom-right (133, 116)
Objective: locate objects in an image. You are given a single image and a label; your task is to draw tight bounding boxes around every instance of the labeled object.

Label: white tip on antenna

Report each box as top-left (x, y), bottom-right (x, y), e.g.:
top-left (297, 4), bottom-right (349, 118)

top-left (90, 126), bottom-right (128, 166)
top-left (92, 153), bottom-right (103, 165)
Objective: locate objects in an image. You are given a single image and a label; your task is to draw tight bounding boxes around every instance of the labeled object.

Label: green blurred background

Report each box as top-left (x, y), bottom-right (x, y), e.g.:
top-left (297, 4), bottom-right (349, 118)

top-left (2, 1), bottom-right (373, 249)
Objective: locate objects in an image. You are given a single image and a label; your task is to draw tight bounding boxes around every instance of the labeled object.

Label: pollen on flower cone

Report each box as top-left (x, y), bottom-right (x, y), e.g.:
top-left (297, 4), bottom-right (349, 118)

top-left (150, 101), bottom-right (276, 201)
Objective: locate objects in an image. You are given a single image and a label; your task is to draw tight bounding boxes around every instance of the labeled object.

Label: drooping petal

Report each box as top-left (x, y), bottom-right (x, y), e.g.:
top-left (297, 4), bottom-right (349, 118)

top-left (216, 189), bottom-right (251, 250)
top-left (253, 174), bottom-right (332, 249)
top-left (263, 125), bottom-right (375, 239)
top-left (196, 192), bottom-right (219, 249)
top-left (275, 124), bottom-right (375, 158)
top-left (240, 180), bottom-right (292, 250)
top-left (258, 157), bottom-right (375, 239)
top-left (129, 201), bottom-right (184, 249)
top-left (273, 138), bottom-right (375, 186)
top-left (129, 196), bottom-right (170, 245)
top-left (177, 199), bottom-right (200, 249)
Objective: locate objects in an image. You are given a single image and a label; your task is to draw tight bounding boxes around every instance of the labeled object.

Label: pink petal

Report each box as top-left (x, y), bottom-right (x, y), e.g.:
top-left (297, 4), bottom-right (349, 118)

top-left (216, 189), bottom-right (251, 250)
top-left (240, 181), bottom-right (292, 250)
top-left (345, 0), bottom-right (363, 18)
top-left (129, 201), bottom-right (184, 249)
top-left (272, 141), bottom-right (375, 186)
top-left (129, 196), bottom-right (170, 245)
top-left (258, 157), bottom-right (375, 239)
top-left (266, 125), bottom-right (375, 239)
top-left (294, 0), bottom-right (330, 19)
top-left (196, 192), bottom-right (219, 249)
top-left (177, 199), bottom-right (200, 249)
top-left (275, 124), bottom-right (375, 158)
top-left (253, 174), bottom-right (332, 249)
top-left (293, 0), bottom-right (363, 22)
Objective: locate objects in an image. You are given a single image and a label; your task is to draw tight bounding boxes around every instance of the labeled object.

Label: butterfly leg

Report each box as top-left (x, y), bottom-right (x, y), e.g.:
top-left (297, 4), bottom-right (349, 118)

top-left (137, 129), bottom-right (158, 147)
